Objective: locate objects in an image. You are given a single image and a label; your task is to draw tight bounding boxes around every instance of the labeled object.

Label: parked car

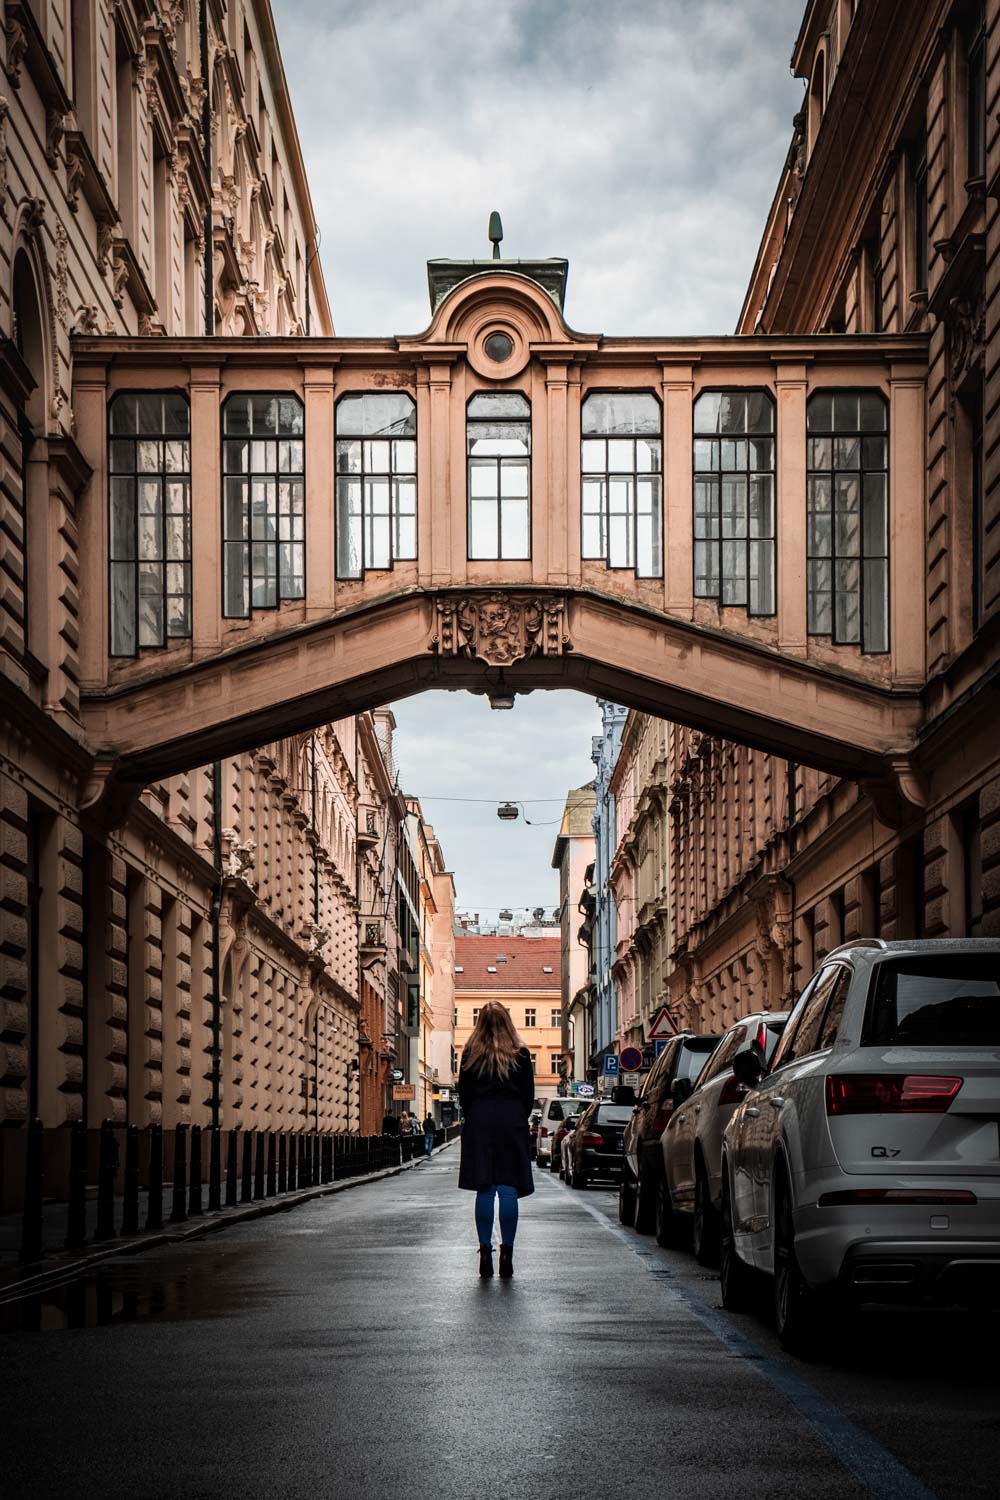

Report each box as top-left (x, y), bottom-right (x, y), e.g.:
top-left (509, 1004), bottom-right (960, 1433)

top-left (529, 1108), bottom-right (541, 1160)
top-left (720, 940), bottom-right (1000, 1353)
top-left (550, 1113), bottom-right (580, 1173)
top-left (660, 1010), bottom-right (788, 1261)
top-left (536, 1096), bottom-right (589, 1168)
top-left (563, 1100), bottom-right (634, 1188)
top-left (620, 1031), bottom-right (721, 1231)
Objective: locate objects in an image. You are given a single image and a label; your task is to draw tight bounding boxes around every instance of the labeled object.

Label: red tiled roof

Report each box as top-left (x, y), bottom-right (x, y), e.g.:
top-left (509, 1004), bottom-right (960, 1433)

top-left (454, 934), bottom-right (561, 991)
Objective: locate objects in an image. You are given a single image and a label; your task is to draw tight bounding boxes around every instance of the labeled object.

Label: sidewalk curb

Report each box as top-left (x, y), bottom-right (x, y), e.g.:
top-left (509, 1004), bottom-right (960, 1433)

top-left (0, 1139), bottom-right (457, 1305)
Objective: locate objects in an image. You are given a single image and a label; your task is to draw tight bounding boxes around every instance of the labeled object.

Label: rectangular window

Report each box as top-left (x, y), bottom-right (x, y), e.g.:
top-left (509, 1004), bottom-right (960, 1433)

top-left (581, 392), bottom-right (662, 578)
top-left (912, 137), bottom-right (928, 294)
top-left (109, 393), bottom-right (191, 654)
top-left (807, 391), bottom-right (888, 653)
top-left (336, 392), bottom-right (417, 578)
top-left (467, 392), bottom-right (531, 559)
top-left (223, 395), bottom-right (304, 615)
top-left (968, 12), bottom-right (986, 181)
top-left (529, 1053), bottom-right (537, 1073)
top-left (524, 1008), bottom-right (536, 1027)
top-left (693, 391), bottom-right (775, 614)
top-left (550, 1053), bottom-right (561, 1074)
top-left (472, 1008), bottom-right (480, 1025)
top-left (550, 1008), bottom-right (560, 1028)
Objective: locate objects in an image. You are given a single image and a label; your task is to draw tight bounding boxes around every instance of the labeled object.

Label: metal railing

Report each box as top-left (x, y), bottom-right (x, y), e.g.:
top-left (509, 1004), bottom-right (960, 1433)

top-left (12, 1119), bottom-right (462, 1268)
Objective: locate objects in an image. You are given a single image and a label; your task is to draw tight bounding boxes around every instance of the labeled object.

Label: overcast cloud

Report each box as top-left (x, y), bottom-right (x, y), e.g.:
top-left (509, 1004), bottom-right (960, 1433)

top-left (274, 0), bottom-right (805, 911)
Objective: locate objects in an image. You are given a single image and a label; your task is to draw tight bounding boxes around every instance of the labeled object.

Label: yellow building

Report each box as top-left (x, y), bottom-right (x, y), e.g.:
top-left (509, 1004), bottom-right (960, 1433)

top-left (454, 935), bottom-right (563, 1099)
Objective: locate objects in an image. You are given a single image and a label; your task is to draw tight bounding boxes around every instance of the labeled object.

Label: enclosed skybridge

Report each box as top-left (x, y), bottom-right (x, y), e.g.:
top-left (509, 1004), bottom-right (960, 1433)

top-left (72, 246), bottom-right (929, 804)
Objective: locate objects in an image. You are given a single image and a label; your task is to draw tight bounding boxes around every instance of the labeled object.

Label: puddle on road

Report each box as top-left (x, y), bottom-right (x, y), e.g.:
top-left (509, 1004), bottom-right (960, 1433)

top-left (0, 1247), bottom-right (281, 1334)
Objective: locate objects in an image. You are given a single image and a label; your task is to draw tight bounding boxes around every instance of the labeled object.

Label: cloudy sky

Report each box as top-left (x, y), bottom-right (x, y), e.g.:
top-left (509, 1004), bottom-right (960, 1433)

top-left (274, 0), bottom-right (805, 914)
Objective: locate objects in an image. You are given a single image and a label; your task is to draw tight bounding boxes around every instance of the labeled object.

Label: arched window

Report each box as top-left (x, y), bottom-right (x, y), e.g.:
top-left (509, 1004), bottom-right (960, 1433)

top-left (806, 391), bottom-right (888, 652)
top-left (223, 394), bottom-right (304, 616)
top-left (335, 392), bottom-right (416, 579)
top-left (109, 393), bottom-right (191, 655)
top-left (581, 391), bottom-right (662, 577)
top-left (467, 392), bottom-right (530, 560)
top-left (693, 391), bottom-right (775, 614)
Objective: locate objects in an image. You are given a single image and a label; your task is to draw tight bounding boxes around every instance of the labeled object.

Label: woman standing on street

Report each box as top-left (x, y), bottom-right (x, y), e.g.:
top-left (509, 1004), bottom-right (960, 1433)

top-left (458, 1000), bottom-right (535, 1280)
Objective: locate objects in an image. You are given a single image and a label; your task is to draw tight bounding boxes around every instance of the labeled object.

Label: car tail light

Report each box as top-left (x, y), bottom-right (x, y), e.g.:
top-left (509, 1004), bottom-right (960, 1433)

top-left (754, 1021), bottom-right (768, 1053)
top-left (826, 1074), bottom-right (962, 1115)
top-left (718, 1074), bottom-right (749, 1106)
top-left (818, 1188), bottom-right (977, 1207)
top-left (580, 1131), bottom-right (605, 1146)
top-left (652, 1101), bottom-right (674, 1134)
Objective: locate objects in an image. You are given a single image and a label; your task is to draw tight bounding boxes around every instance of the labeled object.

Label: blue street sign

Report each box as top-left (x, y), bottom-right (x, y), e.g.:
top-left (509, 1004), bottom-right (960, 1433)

top-left (654, 1039), bottom-right (668, 1057)
top-left (603, 1055), bottom-right (619, 1075)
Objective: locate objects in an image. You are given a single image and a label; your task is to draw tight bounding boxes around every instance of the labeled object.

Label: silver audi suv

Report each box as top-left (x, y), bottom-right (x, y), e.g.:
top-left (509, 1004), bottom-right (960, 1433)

top-left (719, 939), bottom-right (1000, 1353)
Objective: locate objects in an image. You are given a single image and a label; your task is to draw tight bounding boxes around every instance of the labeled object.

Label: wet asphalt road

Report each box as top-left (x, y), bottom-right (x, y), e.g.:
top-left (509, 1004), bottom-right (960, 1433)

top-left (1, 1143), bottom-right (998, 1500)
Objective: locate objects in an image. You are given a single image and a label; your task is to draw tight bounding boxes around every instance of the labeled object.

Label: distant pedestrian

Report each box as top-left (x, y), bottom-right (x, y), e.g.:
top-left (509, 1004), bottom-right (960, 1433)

top-left (422, 1113), bottom-right (435, 1156)
top-left (381, 1111), bottom-right (399, 1137)
top-left (399, 1111), bottom-right (413, 1136)
top-left (458, 1000), bottom-right (534, 1280)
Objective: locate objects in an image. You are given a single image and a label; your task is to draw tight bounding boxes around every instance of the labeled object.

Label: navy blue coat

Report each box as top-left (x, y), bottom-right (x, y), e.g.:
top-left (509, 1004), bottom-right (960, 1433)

top-left (457, 1047), bottom-right (535, 1197)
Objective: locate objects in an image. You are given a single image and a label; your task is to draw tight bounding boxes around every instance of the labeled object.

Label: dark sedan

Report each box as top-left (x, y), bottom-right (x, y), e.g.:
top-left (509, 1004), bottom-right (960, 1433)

top-left (563, 1101), bottom-right (634, 1189)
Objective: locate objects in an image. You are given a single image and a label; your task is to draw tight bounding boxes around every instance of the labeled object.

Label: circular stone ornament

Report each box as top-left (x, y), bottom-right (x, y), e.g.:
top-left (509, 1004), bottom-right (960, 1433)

top-left (484, 330), bottom-right (515, 363)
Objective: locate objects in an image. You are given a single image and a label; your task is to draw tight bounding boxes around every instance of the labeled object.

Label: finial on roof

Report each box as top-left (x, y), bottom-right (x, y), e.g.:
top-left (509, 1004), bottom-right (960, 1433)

top-left (488, 210), bottom-right (503, 260)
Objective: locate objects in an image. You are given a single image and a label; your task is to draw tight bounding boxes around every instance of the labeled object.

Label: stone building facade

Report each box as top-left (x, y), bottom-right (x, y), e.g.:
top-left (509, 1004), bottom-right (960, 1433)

top-left (454, 934), bottom-right (562, 1097)
top-left (550, 781), bottom-right (594, 1081)
top-left (0, 0), bottom-right (396, 1209)
top-left (662, 0), bottom-right (1000, 1034)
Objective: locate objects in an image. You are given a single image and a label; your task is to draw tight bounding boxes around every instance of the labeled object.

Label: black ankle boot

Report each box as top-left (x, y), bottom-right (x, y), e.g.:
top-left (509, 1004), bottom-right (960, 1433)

top-left (478, 1246), bottom-right (494, 1279)
top-left (499, 1244), bottom-right (514, 1279)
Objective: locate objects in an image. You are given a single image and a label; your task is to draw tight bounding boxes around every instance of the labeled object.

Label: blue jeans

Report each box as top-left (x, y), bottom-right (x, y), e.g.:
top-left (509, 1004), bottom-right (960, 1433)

top-left (424, 1131), bottom-right (434, 1155)
top-left (475, 1184), bottom-right (518, 1247)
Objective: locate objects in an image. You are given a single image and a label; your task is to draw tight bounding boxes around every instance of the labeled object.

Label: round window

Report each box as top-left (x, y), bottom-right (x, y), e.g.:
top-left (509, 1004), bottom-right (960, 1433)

top-left (484, 331), bottom-right (515, 363)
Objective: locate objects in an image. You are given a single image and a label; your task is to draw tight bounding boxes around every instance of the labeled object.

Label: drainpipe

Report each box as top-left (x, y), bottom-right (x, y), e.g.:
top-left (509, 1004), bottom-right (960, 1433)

top-left (209, 760), bottom-right (223, 1131)
top-left (311, 733), bottom-right (320, 1131)
top-left (199, 0), bottom-right (214, 340)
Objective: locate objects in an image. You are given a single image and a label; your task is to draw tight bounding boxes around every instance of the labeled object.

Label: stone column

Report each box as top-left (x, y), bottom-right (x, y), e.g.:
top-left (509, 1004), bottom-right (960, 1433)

top-left (542, 358), bottom-right (569, 585)
top-left (71, 362), bottom-right (108, 690)
top-left (889, 363), bottom-right (927, 685)
top-left (775, 362), bottom-right (808, 657)
top-left (0, 770), bottom-right (29, 1126)
top-left (191, 366), bottom-right (222, 656)
top-left (660, 360), bottom-right (694, 619)
top-left (305, 362), bottom-right (336, 615)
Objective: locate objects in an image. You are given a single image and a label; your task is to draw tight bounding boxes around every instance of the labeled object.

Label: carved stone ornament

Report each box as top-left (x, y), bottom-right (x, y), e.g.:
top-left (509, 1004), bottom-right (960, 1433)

top-left (4, 15), bottom-right (26, 89)
top-left (96, 218), bottom-right (114, 276)
top-left (54, 222), bottom-right (69, 325)
top-left (45, 106), bottom-right (64, 169)
top-left (221, 829), bottom-right (257, 885)
top-left (432, 593), bottom-right (570, 668)
top-left (111, 243), bottom-right (129, 309)
top-left (947, 290), bottom-right (985, 387)
top-left (65, 139), bottom-right (85, 212)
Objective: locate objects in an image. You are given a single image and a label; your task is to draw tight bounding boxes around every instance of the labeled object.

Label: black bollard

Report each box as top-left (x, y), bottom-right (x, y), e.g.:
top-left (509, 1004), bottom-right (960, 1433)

top-left (254, 1129), bottom-right (265, 1198)
top-left (19, 1118), bottom-right (44, 1265)
top-left (170, 1122), bottom-right (188, 1223)
top-left (288, 1132), bottom-right (297, 1193)
top-left (94, 1119), bottom-right (118, 1242)
top-left (226, 1128), bottom-right (238, 1208)
top-left (65, 1119), bottom-right (87, 1250)
top-left (146, 1123), bottom-right (163, 1232)
top-left (188, 1123), bottom-right (203, 1216)
top-left (266, 1131), bottom-right (277, 1197)
top-left (121, 1124), bottom-right (140, 1236)
top-left (209, 1126), bottom-right (222, 1212)
top-left (278, 1132), bottom-right (287, 1194)
top-left (241, 1128), bottom-right (253, 1203)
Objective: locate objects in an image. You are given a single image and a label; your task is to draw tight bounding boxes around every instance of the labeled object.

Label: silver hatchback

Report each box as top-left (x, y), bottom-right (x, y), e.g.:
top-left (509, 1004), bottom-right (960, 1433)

top-left (720, 940), bottom-right (1000, 1353)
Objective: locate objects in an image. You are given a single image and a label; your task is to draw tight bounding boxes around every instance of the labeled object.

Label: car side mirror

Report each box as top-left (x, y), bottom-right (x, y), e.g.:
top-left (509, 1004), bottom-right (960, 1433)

top-left (732, 1046), bottom-right (764, 1088)
top-left (670, 1076), bottom-right (693, 1105)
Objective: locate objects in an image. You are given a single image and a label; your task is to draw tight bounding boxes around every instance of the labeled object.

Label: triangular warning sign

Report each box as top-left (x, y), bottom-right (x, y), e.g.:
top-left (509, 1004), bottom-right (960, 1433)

top-left (647, 1005), bottom-right (678, 1041)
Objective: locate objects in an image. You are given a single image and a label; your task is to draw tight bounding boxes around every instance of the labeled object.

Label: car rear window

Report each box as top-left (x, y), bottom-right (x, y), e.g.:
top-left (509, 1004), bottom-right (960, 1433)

top-left (678, 1037), bottom-right (720, 1079)
top-left (547, 1100), bottom-right (585, 1121)
top-left (864, 958), bottom-right (1000, 1046)
top-left (596, 1106), bottom-right (633, 1124)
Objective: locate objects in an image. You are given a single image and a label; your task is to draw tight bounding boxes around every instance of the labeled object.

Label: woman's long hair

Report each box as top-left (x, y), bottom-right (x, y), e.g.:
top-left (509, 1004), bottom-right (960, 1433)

top-left (462, 1000), bottom-right (524, 1079)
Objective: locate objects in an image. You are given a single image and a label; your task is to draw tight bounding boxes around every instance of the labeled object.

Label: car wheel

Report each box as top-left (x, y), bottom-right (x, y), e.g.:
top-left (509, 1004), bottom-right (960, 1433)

top-left (692, 1160), bottom-right (720, 1267)
top-left (618, 1173), bottom-right (637, 1227)
top-left (654, 1174), bottom-right (678, 1248)
top-left (773, 1173), bottom-right (827, 1356)
top-left (634, 1163), bottom-right (656, 1234)
top-left (550, 1150), bottom-right (560, 1173)
top-left (719, 1173), bottom-right (755, 1313)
